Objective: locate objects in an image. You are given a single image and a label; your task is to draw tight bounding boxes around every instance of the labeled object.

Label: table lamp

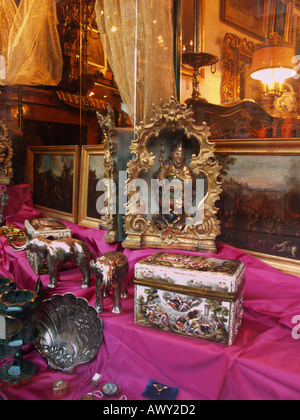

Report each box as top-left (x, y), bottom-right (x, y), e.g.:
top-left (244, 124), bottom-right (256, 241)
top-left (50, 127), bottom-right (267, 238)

top-left (250, 33), bottom-right (296, 115)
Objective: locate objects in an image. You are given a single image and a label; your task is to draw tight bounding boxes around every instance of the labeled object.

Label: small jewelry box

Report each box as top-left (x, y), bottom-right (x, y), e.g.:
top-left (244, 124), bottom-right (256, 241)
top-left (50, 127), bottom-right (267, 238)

top-left (134, 252), bottom-right (246, 346)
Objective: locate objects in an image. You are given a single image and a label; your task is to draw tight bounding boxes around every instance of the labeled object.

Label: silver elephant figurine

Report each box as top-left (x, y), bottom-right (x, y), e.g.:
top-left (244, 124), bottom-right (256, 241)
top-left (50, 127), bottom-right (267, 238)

top-left (90, 251), bottom-right (129, 314)
top-left (10, 236), bottom-right (92, 290)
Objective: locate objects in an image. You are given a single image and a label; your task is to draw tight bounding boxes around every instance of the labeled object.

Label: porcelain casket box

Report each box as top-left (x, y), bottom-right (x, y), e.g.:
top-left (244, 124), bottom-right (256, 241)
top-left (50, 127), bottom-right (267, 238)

top-left (134, 252), bottom-right (246, 346)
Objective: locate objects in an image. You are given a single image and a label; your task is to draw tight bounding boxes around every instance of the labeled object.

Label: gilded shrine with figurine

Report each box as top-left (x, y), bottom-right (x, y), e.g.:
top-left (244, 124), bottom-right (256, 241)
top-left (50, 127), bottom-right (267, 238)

top-left (122, 96), bottom-right (222, 254)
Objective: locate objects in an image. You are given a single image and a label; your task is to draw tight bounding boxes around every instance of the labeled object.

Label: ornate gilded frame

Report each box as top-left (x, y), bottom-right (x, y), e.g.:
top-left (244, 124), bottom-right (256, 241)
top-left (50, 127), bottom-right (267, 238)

top-left (215, 138), bottom-right (300, 278)
top-left (27, 145), bottom-right (80, 223)
top-left (78, 144), bottom-right (105, 228)
top-left (0, 121), bottom-right (13, 185)
top-left (221, 33), bottom-right (258, 103)
top-left (122, 96), bottom-right (222, 253)
top-left (268, 0), bottom-right (295, 45)
top-left (220, 0), bottom-right (271, 41)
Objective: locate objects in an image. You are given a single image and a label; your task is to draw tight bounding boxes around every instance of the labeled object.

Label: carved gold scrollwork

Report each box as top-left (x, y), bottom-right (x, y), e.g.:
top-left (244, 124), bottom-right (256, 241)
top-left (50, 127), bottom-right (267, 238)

top-left (96, 106), bottom-right (119, 243)
top-left (0, 120), bottom-right (13, 185)
top-left (222, 33), bottom-right (257, 103)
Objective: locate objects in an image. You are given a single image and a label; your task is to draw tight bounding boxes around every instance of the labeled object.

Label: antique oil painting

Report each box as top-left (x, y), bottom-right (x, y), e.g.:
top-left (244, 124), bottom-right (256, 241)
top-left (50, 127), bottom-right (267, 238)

top-left (221, 0), bottom-right (270, 40)
top-left (86, 154), bottom-right (105, 220)
top-left (27, 146), bottom-right (80, 223)
top-left (78, 145), bottom-right (105, 228)
top-left (218, 155), bottom-right (300, 261)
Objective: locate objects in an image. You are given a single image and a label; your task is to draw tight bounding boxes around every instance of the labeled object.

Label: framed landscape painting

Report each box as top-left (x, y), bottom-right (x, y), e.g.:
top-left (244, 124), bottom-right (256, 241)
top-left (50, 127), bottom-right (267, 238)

top-left (216, 148), bottom-right (300, 277)
top-left (27, 146), bottom-right (80, 223)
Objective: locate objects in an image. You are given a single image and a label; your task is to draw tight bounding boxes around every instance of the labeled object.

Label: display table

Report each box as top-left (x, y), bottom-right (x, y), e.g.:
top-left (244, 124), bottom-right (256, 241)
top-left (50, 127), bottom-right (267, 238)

top-left (0, 187), bottom-right (299, 400)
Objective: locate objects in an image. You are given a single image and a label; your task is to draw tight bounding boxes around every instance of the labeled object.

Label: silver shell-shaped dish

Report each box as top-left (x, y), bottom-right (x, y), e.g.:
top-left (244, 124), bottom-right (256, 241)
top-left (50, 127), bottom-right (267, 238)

top-left (34, 293), bottom-right (103, 374)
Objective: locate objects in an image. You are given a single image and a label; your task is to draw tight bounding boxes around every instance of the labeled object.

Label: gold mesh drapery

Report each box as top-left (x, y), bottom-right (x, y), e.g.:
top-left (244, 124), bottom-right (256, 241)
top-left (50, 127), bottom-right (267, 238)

top-left (0, 0), bottom-right (62, 86)
top-left (0, 0), bottom-right (16, 63)
top-left (95, 0), bottom-right (176, 125)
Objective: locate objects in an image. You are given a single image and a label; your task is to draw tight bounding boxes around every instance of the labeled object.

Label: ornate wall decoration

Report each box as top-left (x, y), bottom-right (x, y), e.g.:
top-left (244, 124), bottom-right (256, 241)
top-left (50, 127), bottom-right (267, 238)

top-left (0, 121), bottom-right (13, 185)
top-left (221, 33), bottom-right (257, 103)
top-left (97, 106), bottom-right (119, 243)
top-left (122, 96), bottom-right (222, 254)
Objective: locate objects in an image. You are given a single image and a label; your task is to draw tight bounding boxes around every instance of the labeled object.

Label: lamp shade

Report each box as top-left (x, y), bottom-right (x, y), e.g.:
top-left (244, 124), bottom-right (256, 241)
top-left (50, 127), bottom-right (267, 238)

top-left (251, 44), bottom-right (296, 85)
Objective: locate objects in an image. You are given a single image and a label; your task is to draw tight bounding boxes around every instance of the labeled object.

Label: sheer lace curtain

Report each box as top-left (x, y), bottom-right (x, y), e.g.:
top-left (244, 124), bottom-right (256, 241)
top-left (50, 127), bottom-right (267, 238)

top-left (0, 0), bottom-right (62, 86)
top-left (95, 0), bottom-right (176, 125)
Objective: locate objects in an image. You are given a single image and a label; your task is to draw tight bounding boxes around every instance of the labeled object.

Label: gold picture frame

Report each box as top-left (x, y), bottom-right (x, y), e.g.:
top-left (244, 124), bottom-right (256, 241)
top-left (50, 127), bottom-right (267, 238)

top-left (268, 0), bottom-right (295, 45)
top-left (222, 33), bottom-right (258, 103)
top-left (27, 145), bottom-right (80, 223)
top-left (221, 0), bottom-right (271, 41)
top-left (78, 144), bottom-right (105, 228)
top-left (215, 138), bottom-right (300, 277)
top-left (221, 0), bottom-right (295, 44)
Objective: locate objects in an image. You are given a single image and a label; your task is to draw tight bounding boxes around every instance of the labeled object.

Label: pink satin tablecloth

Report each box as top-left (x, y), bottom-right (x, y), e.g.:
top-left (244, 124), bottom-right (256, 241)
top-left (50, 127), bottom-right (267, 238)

top-left (0, 187), bottom-right (299, 400)
top-left (0, 184), bottom-right (40, 226)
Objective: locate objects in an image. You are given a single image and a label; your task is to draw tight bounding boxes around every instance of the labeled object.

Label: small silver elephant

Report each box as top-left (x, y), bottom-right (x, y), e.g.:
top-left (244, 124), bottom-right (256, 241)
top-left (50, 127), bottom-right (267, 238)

top-left (10, 236), bottom-right (92, 289)
top-left (90, 251), bottom-right (129, 314)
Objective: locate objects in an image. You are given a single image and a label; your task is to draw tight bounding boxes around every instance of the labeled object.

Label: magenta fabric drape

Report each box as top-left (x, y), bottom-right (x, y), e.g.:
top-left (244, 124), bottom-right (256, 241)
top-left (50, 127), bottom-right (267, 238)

top-left (0, 184), bottom-right (299, 400)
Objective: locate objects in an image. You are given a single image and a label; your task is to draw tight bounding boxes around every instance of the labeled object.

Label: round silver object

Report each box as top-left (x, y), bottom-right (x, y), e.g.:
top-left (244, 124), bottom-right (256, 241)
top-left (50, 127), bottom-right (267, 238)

top-left (34, 293), bottom-right (103, 374)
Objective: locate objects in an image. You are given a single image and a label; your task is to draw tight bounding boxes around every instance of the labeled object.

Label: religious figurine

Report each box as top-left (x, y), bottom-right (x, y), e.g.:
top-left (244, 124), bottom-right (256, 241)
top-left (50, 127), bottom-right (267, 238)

top-left (153, 137), bottom-right (196, 231)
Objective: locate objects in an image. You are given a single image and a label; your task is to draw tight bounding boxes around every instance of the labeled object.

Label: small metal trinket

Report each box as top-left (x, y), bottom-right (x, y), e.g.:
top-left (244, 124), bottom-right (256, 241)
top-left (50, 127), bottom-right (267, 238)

top-left (91, 373), bottom-right (102, 387)
top-left (81, 391), bottom-right (104, 401)
top-left (0, 224), bottom-right (25, 243)
top-left (101, 382), bottom-right (120, 398)
top-left (53, 380), bottom-right (69, 398)
top-left (153, 384), bottom-right (169, 395)
top-left (81, 393), bottom-right (94, 401)
top-left (90, 251), bottom-right (129, 314)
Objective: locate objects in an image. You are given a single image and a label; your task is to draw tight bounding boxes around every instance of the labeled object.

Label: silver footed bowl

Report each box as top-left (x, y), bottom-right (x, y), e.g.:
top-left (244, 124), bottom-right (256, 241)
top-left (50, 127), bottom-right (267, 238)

top-left (34, 293), bottom-right (103, 374)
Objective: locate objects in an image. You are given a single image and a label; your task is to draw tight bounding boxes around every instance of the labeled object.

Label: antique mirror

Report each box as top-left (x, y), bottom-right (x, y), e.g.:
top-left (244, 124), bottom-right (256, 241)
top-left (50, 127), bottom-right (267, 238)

top-left (175, 0), bottom-right (206, 100)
